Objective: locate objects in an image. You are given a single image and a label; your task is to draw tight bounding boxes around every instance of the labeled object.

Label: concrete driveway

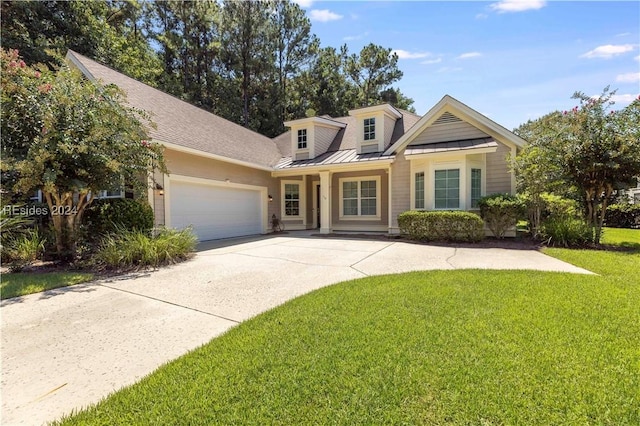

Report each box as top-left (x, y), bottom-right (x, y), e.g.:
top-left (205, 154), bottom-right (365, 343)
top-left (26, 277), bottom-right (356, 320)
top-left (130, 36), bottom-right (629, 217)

top-left (1, 233), bottom-right (592, 425)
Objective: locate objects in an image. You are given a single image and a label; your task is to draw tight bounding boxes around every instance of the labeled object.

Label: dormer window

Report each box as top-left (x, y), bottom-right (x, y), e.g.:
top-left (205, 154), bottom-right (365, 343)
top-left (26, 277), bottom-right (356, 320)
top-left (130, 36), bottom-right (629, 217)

top-left (297, 129), bottom-right (307, 149)
top-left (364, 118), bottom-right (376, 141)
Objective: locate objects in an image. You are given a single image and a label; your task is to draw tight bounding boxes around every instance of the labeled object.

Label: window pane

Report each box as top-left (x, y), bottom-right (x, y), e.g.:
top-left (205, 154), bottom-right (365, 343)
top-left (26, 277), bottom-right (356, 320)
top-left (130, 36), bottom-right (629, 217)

top-left (364, 117), bottom-right (376, 141)
top-left (434, 169), bottom-right (459, 209)
top-left (343, 199), bottom-right (358, 215)
top-left (343, 181), bottom-right (358, 198)
top-left (284, 183), bottom-right (300, 216)
top-left (471, 168), bottom-right (482, 208)
top-left (415, 172), bottom-right (425, 209)
top-left (297, 129), bottom-right (307, 149)
top-left (360, 199), bottom-right (376, 215)
top-left (360, 180), bottom-right (376, 197)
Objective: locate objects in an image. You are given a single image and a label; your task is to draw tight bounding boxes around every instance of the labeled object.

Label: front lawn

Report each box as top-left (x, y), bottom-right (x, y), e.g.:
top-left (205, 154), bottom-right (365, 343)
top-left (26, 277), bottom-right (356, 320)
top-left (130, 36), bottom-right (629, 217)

top-left (56, 245), bottom-right (639, 425)
top-left (0, 272), bottom-right (94, 300)
top-left (601, 226), bottom-right (640, 248)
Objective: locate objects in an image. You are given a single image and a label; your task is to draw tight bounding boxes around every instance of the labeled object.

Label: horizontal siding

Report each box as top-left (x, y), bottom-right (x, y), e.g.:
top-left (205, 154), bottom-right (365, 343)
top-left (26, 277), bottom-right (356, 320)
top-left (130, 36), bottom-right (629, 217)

top-left (409, 121), bottom-right (488, 145)
top-left (315, 126), bottom-right (338, 156)
top-left (391, 153), bottom-right (410, 228)
top-left (486, 142), bottom-right (512, 194)
top-left (384, 115), bottom-right (395, 147)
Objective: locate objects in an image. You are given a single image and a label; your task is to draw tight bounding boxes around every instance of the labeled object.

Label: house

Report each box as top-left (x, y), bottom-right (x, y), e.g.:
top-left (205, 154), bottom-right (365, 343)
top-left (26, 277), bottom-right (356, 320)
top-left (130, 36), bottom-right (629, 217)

top-left (67, 50), bottom-right (526, 241)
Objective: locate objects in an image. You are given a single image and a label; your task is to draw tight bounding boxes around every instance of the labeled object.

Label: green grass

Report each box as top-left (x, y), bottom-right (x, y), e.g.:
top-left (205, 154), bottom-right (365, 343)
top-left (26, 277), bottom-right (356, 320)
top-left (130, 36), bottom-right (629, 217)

top-left (0, 272), bottom-right (94, 300)
top-left (56, 241), bottom-right (640, 425)
top-left (601, 227), bottom-right (640, 249)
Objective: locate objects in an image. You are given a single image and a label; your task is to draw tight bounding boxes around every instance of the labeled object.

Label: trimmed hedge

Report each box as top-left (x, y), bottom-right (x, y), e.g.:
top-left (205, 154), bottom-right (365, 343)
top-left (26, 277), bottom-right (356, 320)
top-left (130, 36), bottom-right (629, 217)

top-left (398, 211), bottom-right (484, 243)
top-left (606, 203), bottom-right (640, 229)
top-left (84, 198), bottom-right (154, 237)
top-left (478, 194), bottom-right (525, 239)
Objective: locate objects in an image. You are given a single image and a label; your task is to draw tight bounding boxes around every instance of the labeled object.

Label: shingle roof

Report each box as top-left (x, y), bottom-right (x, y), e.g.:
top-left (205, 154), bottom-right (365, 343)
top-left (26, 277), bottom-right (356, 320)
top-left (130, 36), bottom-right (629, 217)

top-left (405, 137), bottom-right (497, 156)
top-left (66, 50), bottom-right (283, 168)
top-left (276, 149), bottom-right (394, 169)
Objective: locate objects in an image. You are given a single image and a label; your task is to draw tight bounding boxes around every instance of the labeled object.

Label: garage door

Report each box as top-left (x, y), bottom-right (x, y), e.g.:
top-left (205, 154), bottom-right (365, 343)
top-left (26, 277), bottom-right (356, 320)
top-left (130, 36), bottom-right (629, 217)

top-left (170, 179), bottom-right (263, 241)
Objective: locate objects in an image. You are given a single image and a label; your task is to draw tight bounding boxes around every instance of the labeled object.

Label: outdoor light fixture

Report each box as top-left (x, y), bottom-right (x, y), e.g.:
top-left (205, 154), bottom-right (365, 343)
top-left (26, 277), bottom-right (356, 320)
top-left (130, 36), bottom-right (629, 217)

top-left (268, 194), bottom-right (273, 202)
top-left (225, 178), bottom-right (231, 183)
top-left (155, 183), bottom-right (164, 196)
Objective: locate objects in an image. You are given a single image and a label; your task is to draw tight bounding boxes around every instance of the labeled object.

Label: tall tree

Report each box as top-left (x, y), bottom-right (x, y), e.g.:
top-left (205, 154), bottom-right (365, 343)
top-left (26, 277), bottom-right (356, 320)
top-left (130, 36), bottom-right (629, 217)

top-left (345, 43), bottom-right (403, 107)
top-left (1, 49), bottom-right (166, 259)
top-left (270, 0), bottom-right (319, 130)
top-left (514, 88), bottom-right (640, 244)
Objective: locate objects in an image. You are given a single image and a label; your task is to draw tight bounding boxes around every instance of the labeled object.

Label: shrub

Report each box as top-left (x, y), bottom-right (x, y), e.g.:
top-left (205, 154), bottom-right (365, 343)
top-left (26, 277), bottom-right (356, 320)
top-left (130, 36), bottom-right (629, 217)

top-left (398, 211), bottom-right (484, 243)
top-left (4, 228), bottom-right (46, 271)
top-left (96, 227), bottom-right (197, 270)
top-left (540, 217), bottom-right (592, 247)
top-left (478, 194), bottom-right (526, 239)
top-left (83, 198), bottom-right (154, 239)
top-left (606, 203), bottom-right (640, 229)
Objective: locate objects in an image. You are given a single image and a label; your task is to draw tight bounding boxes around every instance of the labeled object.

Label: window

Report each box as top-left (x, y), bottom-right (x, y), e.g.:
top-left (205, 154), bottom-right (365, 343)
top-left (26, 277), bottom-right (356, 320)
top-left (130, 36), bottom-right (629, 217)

top-left (415, 172), bottom-right (425, 209)
top-left (364, 117), bottom-right (376, 141)
top-left (297, 129), bottom-right (307, 149)
top-left (471, 168), bottom-right (482, 208)
top-left (340, 177), bottom-right (379, 217)
top-left (434, 169), bottom-right (459, 209)
top-left (97, 189), bottom-right (124, 199)
top-left (284, 183), bottom-right (300, 216)
top-left (30, 190), bottom-right (43, 203)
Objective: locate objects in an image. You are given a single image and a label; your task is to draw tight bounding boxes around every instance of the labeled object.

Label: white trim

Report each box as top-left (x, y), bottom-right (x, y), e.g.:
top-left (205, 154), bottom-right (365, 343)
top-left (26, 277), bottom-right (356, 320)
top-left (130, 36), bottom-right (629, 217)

top-left (312, 180), bottom-right (320, 229)
top-left (284, 116), bottom-right (347, 129)
top-left (348, 103), bottom-right (402, 119)
top-left (166, 174), bottom-right (268, 234)
top-left (405, 146), bottom-right (497, 160)
top-left (338, 176), bottom-right (382, 220)
top-left (281, 179), bottom-right (305, 220)
top-left (384, 95), bottom-right (526, 156)
top-left (272, 159), bottom-right (394, 177)
top-left (387, 167), bottom-right (393, 234)
top-left (161, 141), bottom-right (274, 172)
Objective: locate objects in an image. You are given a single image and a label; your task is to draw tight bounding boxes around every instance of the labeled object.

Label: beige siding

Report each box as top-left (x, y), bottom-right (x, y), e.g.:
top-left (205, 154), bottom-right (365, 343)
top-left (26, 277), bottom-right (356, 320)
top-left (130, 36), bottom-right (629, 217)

top-left (384, 115), bottom-right (395, 147)
top-left (314, 126), bottom-right (339, 156)
top-left (409, 121), bottom-right (488, 145)
top-left (165, 149), bottom-right (279, 220)
top-left (486, 142), bottom-right (512, 194)
top-left (331, 169), bottom-right (388, 229)
top-left (295, 152), bottom-right (309, 161)
top-left (390, 152), bottom-right (410, 229)
top-left (152, 171), bottom-right (165, 226)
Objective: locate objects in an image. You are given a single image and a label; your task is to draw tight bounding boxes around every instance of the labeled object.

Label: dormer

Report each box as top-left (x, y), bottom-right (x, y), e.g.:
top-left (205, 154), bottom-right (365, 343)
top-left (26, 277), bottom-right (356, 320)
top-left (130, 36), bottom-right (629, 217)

top-left (284, 116), bottom-right (346, 161)
top-left (349, 104), bottom-right (402, 154)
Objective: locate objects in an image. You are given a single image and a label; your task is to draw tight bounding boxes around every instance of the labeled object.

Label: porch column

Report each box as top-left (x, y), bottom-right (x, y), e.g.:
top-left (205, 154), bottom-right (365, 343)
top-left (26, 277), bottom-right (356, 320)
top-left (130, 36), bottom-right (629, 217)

top-left (319, 171), bottom-right (331, 234)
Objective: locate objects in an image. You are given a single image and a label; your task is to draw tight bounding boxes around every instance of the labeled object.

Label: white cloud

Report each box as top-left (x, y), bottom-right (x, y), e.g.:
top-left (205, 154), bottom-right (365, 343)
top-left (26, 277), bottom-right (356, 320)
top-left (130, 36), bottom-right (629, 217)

top-left (580, 44), bottom-right (635, 59)
top-left (293, 0), bottom-right (313, 8)
top-left (393, 50), bottom-right (431, 59)
top-left (309, 9), bottom-right (343, 22)
top-left (343, 32), bottom-right (369, 41)
top-left (475, 13), bottom-right (488, 19)
top-left (421, 58), bottom-right (442, 65)
top-left (490, 0), bottom-right (546, 13)
top-left (635, 55), bottom-right (640, 62)
top-left (457, 52), bottom-right (482, 59)
top-left (610, 93), bottom-right (640, 104)
top-left (616, 72), bottom-right (640, 83)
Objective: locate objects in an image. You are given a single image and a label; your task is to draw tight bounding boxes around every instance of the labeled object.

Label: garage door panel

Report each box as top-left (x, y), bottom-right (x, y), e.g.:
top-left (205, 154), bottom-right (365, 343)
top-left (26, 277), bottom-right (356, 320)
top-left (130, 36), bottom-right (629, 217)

top-left (170, 180), bottom-right (263, 241)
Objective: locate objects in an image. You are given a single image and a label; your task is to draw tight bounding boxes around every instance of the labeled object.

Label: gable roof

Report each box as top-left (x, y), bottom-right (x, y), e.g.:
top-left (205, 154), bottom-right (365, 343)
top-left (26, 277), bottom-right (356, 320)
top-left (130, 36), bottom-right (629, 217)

top-left (384, 95), bottom-right (527, 156)
top-left (66, 50), bottom-right (283, 170)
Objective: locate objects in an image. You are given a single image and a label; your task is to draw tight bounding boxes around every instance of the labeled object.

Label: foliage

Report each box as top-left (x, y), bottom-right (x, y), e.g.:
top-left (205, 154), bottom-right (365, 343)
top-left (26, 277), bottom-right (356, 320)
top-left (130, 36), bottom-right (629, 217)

top-left (96, 227), bottom-right (197, 270)
top-left (0, 205), bottom-right (33, 248)
top-left (83, 198), bottom-right (154, 238)
top-left (398, 210), bottom-right (484, 242)
top-left (1, 48), bottom-right (166, 260)
top-left (1, 272), bottom-right (94, 300)
top-left (514, 87), bottom-right (640, 244)
top-left (0, 0), bottom-right (162, 84)
top-left (54, 249), bottom-right (640, 425)
top-left (3, 228), bottom-right (46, 271)
top-left (606, 203), bottom-right (640, 229)
top-left (477, 194), bottom-right (525, 239)
top-left (540, 216), bottom-right (592, 247)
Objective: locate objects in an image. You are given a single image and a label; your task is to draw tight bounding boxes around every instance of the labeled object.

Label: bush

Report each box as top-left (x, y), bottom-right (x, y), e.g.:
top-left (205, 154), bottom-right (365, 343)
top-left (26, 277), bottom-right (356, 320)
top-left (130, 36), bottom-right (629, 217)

top-left (606, 203), bottom-right (640, 229)
top-left (398, 211), bottom-right (484, 243)
top-left (540, 217), bottom-right (592, 247)
top-left (478, 194), bottom-right (525, 239)
top-left (96, 227), bottom-right (197, 270)
top-left (83, 198), bottom-right (154, 239)
top-left (4, 228), bottom-right (46, 271)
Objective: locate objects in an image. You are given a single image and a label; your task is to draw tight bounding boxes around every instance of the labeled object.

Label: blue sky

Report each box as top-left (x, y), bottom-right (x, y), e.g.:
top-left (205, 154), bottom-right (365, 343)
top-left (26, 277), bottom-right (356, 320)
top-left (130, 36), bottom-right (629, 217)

top-left (294, 0), bottom-right (640, 130)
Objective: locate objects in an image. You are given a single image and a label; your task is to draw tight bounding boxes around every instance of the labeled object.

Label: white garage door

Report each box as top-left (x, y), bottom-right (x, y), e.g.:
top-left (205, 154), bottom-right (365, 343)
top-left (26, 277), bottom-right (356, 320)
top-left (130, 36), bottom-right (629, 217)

top-left (170, 179), bottom-right (263, 241)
